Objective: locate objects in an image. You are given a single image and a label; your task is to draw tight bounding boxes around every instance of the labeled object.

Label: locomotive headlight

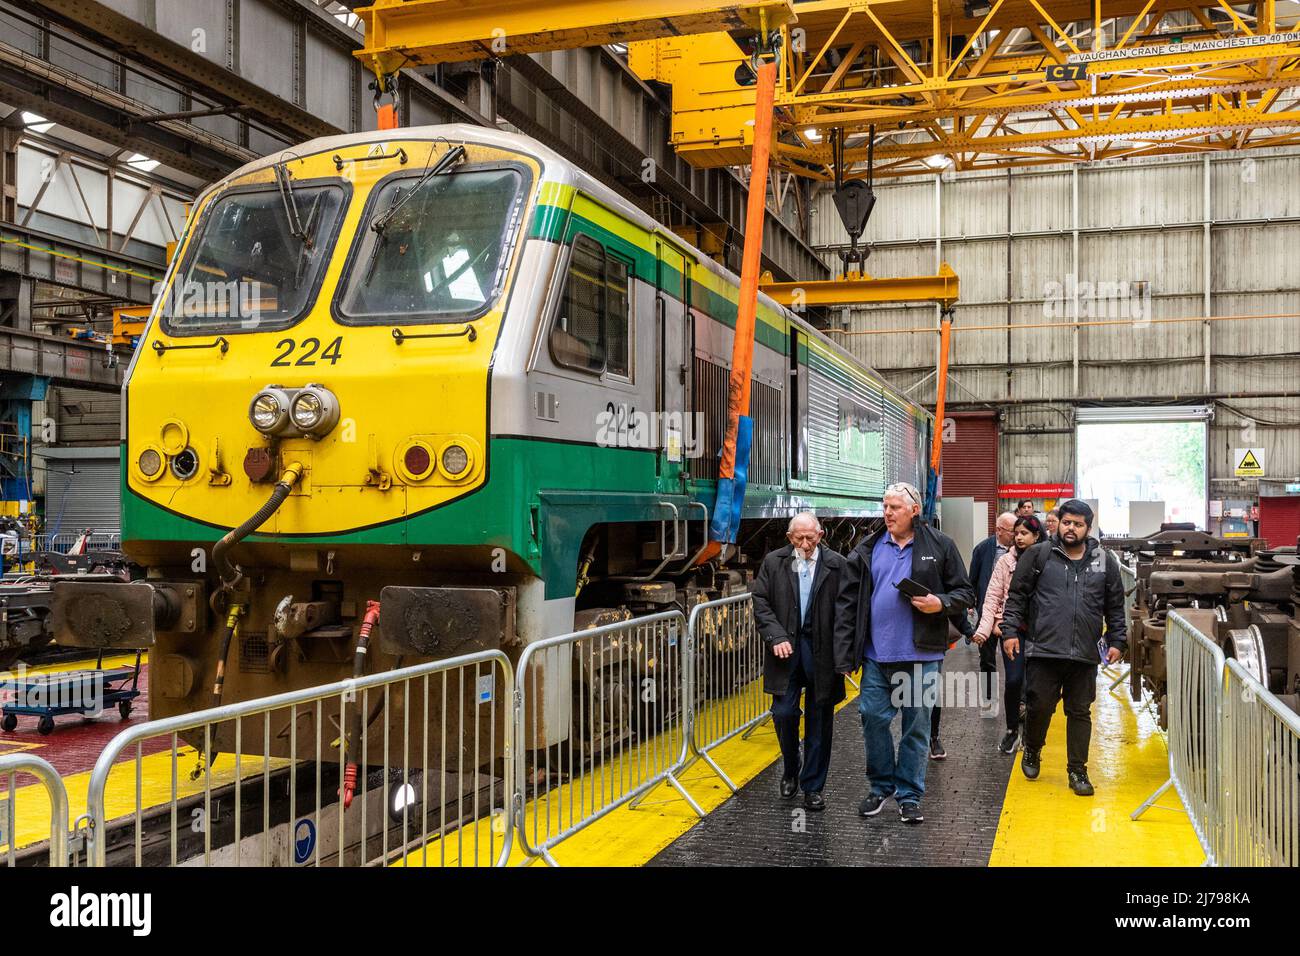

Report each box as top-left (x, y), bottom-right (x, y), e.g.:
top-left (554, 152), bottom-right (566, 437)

top-left (440, 443), bottom-right (470, 479)
top-left (249, 387), bottom-right (292, 435)
top-left (289, 384), bottom-right (340, 437)
top-left (137, 447), bottom-right (164, 480)
top-left (290, 392), bottom-right (323, 429)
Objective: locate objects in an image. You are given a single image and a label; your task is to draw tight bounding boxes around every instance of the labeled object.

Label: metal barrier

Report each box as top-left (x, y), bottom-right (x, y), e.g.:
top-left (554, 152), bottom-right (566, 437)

top-left (85, 650), bottom-right (513, 867)
top-left (513, 610), bottom-right (697, 866)
top-left (1131, 610), bottom-right (1225, 864)
top-left (1221, 659), bottom-right (1300, 866)
top-left (674, 594), bottom-right (766, 792)
top-left (1103, 556), bottom-right (1137, 692)
top-left (0, 753), bottom-right (69, 866)
top-left (22, 531), bottom-right (122, 556)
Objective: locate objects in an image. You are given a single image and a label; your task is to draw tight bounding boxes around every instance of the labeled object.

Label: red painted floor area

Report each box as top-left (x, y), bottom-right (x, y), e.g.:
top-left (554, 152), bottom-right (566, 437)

top-left (0, 661), bottom-right (172, 786)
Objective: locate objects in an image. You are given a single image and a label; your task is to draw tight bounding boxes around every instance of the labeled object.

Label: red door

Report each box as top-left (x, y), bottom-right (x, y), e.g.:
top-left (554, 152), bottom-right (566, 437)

top-left (1259, 496), bottom-right (1300, 549)
top-left (939, 411), bottom-right (999, 536)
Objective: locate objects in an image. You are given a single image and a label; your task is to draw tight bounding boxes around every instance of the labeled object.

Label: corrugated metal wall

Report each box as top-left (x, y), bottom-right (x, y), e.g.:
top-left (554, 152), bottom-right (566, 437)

top-left (809, 148), bottom-right (1300, 499)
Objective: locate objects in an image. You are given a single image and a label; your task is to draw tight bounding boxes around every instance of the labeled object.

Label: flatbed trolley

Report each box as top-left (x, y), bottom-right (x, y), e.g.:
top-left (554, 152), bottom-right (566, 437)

top-left (0, 651), bottom-right (142, 735)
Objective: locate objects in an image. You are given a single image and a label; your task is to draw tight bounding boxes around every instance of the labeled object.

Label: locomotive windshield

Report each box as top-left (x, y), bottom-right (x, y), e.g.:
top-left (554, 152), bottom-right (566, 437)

top-left (161, 180), bottom-right (346, 334)
top-left (337, 166), bottom-right (525, 325)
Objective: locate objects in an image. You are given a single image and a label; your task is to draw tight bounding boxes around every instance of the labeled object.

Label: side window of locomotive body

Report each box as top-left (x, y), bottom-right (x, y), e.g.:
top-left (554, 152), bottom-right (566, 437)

top-left (338, 166), bottom-right (526, 324)
top-left (549, 233), bottom-right (631, 379)
top-left (162, 181), bottom-right (346, 334)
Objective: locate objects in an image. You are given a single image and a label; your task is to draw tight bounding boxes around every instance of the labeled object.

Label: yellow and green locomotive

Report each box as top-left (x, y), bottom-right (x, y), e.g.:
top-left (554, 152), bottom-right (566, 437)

top-left (51, 124), bottom-right (930, 757)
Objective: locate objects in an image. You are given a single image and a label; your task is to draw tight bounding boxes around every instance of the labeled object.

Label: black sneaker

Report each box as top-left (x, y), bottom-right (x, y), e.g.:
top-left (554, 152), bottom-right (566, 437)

top-left (804, 790), bottom-right (826, 812)
top-left (899, 802), bottom-right (924, 824)
top-left (1068, 770), bottom-right (1095, 796)
top-left (1020, 748), bottom-right (1041, 780)
top-left (779, 774), bottom-right (798, 799)
top-left (998, 729), bottom-right (1019, 754)
top-left (928, 737), bottom-right (946, 760)
top-left (858, 794), bottom-right (886, 817)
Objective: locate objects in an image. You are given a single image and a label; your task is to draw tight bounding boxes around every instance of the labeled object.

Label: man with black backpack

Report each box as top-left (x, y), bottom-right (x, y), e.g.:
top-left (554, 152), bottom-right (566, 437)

top-left (1000, 499), bottom-right (1127, 796)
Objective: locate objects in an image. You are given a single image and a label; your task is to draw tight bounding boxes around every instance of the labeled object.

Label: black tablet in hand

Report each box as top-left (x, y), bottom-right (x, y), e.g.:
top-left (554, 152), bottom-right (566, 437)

top-left (894, 577), bottom-right (931, 599)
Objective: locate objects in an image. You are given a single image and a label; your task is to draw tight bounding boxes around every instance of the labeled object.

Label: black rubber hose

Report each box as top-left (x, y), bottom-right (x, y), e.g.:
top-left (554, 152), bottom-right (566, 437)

top-left (213, 467), bottom-right (300, 586)
top-left (212, 614), bottom-right (239, 707)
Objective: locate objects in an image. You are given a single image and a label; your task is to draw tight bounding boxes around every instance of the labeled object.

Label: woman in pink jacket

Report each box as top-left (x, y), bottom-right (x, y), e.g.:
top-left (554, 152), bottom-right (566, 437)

top-left (972, 514), bottom-right (1045, 754)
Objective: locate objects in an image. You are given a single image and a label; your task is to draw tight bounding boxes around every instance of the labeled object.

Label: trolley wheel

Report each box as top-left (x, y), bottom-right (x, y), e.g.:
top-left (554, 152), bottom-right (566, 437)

top-left (1, 714), bottom-right (16, 732)
top-left (37, 716), bottom-right (55, 736)
top-left (118, 701), bottom-right (133, 720)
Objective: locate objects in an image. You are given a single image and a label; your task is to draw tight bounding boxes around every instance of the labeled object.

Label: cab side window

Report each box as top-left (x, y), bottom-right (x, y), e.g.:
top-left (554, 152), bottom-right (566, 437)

top-left (550, 234), bottom-right (631, 377)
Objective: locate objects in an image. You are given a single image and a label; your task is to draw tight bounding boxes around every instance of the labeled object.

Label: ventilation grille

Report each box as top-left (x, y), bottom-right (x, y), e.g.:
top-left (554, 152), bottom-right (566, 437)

top-left (239, 632), bottom-right (270, 674)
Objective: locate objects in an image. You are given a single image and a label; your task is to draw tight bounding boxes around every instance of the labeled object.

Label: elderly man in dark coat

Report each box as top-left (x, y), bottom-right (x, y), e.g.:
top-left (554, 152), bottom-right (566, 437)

top-left (751, 511), bottom-right (846, 812)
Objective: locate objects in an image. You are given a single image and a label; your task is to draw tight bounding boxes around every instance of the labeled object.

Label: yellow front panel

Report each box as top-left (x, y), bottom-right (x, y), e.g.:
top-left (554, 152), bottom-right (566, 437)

top-left (127, 140), bottom-right (539, 536)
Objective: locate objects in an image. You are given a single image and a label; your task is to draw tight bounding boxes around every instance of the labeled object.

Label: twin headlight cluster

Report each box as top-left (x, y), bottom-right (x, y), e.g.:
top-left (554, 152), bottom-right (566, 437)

top-left (249, 384), bottom-right (340, 438)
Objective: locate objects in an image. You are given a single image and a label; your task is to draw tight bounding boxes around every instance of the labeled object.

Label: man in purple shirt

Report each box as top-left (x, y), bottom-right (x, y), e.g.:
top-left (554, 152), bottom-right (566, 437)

top-left (834, 482), bottom-right (974, 824)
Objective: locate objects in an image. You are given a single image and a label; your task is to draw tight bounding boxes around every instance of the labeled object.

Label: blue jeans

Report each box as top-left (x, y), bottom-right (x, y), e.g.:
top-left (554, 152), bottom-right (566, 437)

top-left (858, 659), bottom-right (940, 805)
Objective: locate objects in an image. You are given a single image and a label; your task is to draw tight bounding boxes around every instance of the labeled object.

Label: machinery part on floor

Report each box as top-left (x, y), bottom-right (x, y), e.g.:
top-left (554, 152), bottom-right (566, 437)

top-left (1112, 527), bottom-right (1299, 726)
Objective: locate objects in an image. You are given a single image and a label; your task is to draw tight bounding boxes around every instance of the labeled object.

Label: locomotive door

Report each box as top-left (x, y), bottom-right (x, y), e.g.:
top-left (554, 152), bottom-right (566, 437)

top-left (655, 239), bottom-right (689, 490)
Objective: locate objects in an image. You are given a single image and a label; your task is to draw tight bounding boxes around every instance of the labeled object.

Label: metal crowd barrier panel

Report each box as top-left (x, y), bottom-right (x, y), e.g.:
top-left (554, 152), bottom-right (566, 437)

top-left (1131, 610), bottom-right (1224, 864)
top-left (1103, 556), bottom-right (1138, 692)
top-left (1221, 659), bottom-right (1300, 866)
top-left (85, 650), bottom-right (513, 868)
top-left (673, 594), bottom-right (766, 793)
top-left (0, 753), bottom-right (69, 866)
top-left (513, 610), bottom-right (697, 867)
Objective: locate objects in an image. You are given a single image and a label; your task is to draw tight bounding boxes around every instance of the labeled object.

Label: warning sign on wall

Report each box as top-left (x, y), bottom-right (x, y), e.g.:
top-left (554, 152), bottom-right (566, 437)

top-left (1234, 448), bottom-right (1265, 477)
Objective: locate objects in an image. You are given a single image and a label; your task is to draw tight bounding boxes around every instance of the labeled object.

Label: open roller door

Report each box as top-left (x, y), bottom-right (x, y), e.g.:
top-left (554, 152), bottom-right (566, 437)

top-left (1075, 406), bottom-right (1210, 536)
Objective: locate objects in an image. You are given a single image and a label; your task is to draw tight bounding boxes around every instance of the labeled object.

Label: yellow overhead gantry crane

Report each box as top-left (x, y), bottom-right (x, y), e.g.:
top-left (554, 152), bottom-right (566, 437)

top-left (627, 0), bottom-right (1300, 179)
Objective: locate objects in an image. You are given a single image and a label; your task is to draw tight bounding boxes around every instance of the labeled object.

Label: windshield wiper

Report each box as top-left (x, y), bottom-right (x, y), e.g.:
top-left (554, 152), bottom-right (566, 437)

top-left (274, 162), bottom-right (310, 246)
top-left (292, 192), bottom-right (324, 290)
top-left (359, 186), bottom-right (404, 288)
top-left (357, 144), bottom-right (468, 289)
top-left (369, 144), bottom-right (466, 237)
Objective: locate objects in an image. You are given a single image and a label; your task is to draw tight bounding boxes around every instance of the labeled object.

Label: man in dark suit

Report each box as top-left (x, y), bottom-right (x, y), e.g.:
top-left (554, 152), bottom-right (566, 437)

top-left (967, 511), bottom-right (1016, 698)
top-left (751, 511), bottom-right (846, 812)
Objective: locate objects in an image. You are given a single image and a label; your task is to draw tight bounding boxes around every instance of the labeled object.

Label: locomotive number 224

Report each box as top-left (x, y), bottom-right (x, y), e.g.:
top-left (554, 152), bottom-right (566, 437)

top-left (271, 336), bottom-right (343, 367)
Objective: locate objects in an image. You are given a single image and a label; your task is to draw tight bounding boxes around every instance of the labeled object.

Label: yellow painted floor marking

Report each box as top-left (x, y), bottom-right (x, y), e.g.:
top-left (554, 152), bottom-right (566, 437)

top-left (3, 746), bottom-right (289, 854)
top-left (11, 652), bottom-right (147, 676)
top-left (398, 680), bottom-right (862, 867)
top-left (989, 672), bottom-right (1204, 866)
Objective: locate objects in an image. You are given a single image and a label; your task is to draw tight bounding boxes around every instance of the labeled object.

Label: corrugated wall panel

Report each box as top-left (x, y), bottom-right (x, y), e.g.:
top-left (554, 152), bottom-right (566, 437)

top-left (1011, 171), bottom-right (1071, 233)
top-left (942, 174), bottom-right (1008, 237)
top-left (1213, 223), bottom-right (1300, 292)
top-left (940, 239), bottom-right (1007, 305)
top-left (1213, 154), bottom-right (1300, 220)
top-left (1080, 161), bottom-right (1203, 229)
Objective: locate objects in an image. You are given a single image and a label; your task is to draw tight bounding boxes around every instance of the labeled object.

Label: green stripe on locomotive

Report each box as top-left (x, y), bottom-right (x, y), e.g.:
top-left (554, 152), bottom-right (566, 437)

top-left (123, 432), bottom-right (891, 600)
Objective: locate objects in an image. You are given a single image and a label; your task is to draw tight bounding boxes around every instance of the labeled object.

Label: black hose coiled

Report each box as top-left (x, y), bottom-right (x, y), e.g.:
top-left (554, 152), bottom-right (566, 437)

top-left (213, 464), bottom-right (302, 587)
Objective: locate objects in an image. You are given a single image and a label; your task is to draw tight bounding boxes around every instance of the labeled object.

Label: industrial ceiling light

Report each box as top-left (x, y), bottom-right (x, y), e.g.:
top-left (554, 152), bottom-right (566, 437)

top-left (923, 153), bottom-right (952, 169)
top-left (964, 0), bottom-right (993, 16)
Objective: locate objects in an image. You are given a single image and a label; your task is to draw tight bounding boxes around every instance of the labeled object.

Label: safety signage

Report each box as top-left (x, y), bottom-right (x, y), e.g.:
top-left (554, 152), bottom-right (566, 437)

top-left (293, 818), bottom-right (316, 865)
top-left (1234, 448), bottom-right (1265, 478)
